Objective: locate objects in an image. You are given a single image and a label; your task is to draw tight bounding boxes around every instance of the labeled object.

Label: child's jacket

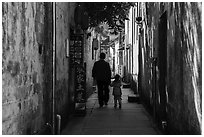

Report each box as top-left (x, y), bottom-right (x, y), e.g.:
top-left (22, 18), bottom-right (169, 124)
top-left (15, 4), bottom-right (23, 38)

top-left (110, 81), bottom-right (122, 96)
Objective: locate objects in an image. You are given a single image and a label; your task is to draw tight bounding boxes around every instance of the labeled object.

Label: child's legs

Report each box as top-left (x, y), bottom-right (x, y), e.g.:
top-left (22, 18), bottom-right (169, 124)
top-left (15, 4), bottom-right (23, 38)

top-left (118, 97), bottom-right (122, 106)
top-left (114, 97), bottom-right (117, 106)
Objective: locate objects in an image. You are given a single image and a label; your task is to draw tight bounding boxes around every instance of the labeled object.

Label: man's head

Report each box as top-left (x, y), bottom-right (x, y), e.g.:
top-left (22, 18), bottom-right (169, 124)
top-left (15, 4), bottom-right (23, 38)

top-left (100, 52), bottom-right (106, 59)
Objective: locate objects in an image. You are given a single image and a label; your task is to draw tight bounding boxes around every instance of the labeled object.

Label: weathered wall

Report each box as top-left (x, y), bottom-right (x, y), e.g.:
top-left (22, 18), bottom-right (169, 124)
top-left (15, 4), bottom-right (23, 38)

top-left (141, 2), bottom-right (202, 134)
top-left (84, 34), bottom-right (95, 97)
top-left (55, 2), bottom-right (95, 128)
top-left (55, 2), bottom-right (76, 128)
top-left (138, 3), bottom-right (161, 111)
top-left (2, 2), bottom-right (78, 134)
top-left (166, 2), bottom-right (202, 134)
top-left (2, 2), bottom-right (53, 134)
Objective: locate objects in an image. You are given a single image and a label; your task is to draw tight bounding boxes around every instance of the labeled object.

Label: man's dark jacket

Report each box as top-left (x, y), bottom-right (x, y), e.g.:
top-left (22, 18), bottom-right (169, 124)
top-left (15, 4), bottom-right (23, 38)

top-left (92, 59), bottom-right (111, 84)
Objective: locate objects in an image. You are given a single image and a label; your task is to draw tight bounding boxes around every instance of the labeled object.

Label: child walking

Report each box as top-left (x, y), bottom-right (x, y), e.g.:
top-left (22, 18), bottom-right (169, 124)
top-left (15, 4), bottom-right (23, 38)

top-left (110, 74), bottom-right (122, 109)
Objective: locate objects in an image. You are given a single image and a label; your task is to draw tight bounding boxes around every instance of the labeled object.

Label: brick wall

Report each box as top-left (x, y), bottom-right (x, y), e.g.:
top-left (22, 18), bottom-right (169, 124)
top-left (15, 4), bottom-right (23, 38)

top-left (2, 2), bottom-right (53, 134)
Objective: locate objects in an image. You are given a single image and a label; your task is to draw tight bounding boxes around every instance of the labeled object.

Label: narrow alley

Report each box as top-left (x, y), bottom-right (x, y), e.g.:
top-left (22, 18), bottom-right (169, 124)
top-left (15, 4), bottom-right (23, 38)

top-left (2, 2), bottom-right (202, 135)
top-left (61, 85), bottom-right (160, 135)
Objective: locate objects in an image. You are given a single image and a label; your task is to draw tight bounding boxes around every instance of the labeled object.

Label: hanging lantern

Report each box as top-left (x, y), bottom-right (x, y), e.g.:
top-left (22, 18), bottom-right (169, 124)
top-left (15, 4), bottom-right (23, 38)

top-left (136, 16), bottom-right (143, 25)
top-left (92, 38), bottom-right (98, 50)
top-left (81, 12), bottom-right (89, 30)
top-left (136, 17), bottom-right (142, 22)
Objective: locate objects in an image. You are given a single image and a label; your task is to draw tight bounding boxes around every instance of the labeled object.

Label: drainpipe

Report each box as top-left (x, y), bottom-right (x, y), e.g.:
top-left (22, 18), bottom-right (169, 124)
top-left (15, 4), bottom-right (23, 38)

top-left (132, 7), bottom-right (134, 75)
top-left (56, 115), bottom-right (61, 135)
top-left (52, 2), bottom-right (56, 135)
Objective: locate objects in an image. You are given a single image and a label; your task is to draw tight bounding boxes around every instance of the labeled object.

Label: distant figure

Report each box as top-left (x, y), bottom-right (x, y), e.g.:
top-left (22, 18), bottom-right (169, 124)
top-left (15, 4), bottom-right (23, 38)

top-left (92, 52), bottom-right (111, 107)
top-left (110, 74), bottom-right (122, 109)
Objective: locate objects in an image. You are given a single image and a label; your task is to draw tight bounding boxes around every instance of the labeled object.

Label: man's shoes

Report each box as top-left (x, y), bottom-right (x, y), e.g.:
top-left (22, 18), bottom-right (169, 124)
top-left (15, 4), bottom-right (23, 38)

top-left (114, 105), bottom-right (117, 109)
top-left (105, 102), bottom-right (108, 105)
top-left (99, 105), bottom-right (103, 108)
top-left (119, 105), bottom-right (121, 109)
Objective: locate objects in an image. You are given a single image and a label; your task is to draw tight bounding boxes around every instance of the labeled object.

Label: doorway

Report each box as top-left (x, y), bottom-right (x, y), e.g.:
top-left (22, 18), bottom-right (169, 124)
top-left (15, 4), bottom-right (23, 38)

top-left (158, 11), bottom-right (167, 125)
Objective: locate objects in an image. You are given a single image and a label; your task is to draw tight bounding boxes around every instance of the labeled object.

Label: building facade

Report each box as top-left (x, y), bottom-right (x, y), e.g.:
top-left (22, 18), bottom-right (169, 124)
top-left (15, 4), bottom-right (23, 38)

top-left (125, 2), bottom-right (202, 134)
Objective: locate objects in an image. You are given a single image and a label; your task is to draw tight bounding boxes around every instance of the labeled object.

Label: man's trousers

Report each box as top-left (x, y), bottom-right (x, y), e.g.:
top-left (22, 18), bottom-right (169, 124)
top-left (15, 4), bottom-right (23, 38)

top-left (96, 80), bottom-right (110, 106)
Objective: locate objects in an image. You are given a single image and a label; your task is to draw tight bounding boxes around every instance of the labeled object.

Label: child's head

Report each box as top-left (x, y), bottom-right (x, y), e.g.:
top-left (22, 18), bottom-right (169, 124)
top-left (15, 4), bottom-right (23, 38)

top-left (114, 74), bottom-right (120, 81)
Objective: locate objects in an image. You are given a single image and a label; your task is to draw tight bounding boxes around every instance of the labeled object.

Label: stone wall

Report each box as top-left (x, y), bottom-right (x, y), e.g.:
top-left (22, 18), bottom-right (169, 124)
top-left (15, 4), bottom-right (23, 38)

top-left (140, 2), bottom-right (202, 134)
top-left (2, 2), bottom-right (79, 134)
top-left (166, 2), bottom-right (202, 134)
top-left (2, 2), bottom-right (53, 134)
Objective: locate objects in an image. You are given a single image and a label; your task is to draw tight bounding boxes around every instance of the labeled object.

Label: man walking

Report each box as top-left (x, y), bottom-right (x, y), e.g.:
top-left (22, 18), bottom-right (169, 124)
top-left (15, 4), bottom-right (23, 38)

top-left (92, 52), bottom-right (111, 107)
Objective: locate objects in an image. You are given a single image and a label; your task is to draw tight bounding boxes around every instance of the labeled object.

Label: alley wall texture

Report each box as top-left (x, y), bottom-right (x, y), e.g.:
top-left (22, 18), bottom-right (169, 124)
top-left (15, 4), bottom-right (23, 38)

top-left (139, 2), bottom-right (202, 134)
top-left (85, 33), bottom-right (95, 98)
top-left (2, 2), bottom-right (80, 134)
top-left (55, 2), bottom-right (76, 128)
top-left (2, 2), bottom-right (96, 134)
top-left (2, 3), bottom-right (53, 134)
top-left (166, 3), bottom-right (202, 134)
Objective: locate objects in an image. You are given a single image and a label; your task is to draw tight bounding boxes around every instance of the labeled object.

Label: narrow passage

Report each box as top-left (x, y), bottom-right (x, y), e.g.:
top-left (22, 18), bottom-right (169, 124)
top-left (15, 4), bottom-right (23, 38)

top-left (61, 85), bottom-right (161, 135)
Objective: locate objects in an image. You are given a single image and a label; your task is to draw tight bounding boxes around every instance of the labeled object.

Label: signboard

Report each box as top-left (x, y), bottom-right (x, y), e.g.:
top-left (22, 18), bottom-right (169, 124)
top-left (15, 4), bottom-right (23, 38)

top-left (70, 34), bottom-right (84, 65)
top-left (74, 64), bottom-right (86, 114)
top-left (69, 34), bottom-right (86, 115)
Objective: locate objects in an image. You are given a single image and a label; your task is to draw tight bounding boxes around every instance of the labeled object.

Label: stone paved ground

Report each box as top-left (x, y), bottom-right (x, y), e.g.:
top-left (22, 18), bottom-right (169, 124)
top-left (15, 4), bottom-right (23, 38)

top-left (61, 86), bottom-right (161, 135)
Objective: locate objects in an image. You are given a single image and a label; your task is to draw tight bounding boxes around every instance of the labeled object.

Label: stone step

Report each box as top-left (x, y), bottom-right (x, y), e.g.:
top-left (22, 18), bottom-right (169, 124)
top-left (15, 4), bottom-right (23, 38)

top-left (128, 94), bottom-right (140, 103)
top-left (123, 83), bottom-right (131, 88)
